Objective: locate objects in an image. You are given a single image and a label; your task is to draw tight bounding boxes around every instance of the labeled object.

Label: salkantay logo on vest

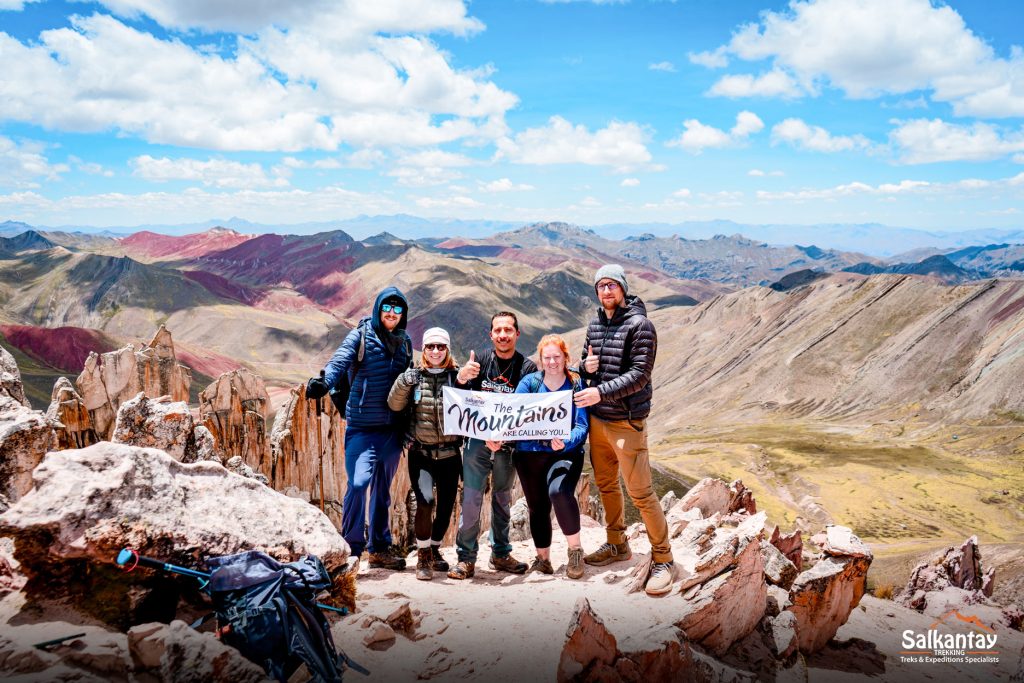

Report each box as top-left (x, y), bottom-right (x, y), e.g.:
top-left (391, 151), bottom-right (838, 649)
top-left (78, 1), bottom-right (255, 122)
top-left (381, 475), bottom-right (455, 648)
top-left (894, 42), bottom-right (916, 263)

top-left (900, 610), bottom-right (1000, 665)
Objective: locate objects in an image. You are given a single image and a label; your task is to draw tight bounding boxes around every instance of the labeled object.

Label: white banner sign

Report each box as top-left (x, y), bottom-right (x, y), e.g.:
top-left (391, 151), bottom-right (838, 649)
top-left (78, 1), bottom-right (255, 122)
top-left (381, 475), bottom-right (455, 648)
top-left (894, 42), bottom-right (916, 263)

top-left (441, 386), bottom-right (572, 441)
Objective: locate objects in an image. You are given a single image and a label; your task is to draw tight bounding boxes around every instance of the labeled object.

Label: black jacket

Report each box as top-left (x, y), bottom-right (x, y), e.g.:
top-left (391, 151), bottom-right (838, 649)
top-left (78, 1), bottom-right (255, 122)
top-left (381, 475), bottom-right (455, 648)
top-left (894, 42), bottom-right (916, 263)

top-left (580, 295), bottom-right (657, 422)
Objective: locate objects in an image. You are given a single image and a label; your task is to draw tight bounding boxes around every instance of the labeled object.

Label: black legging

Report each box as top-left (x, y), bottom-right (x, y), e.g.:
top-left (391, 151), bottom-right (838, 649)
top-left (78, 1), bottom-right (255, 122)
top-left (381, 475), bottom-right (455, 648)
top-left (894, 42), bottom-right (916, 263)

top-left (514, 449), bottom-right (584, 549)
top-left (408, 446), bottom-right (462, 543)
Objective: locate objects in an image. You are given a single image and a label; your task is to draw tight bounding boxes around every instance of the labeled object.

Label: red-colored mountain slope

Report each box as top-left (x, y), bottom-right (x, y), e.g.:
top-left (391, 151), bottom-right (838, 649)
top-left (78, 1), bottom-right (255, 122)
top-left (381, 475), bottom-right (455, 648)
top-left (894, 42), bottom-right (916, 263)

top-left (0, 325), bottom-right (116, 371)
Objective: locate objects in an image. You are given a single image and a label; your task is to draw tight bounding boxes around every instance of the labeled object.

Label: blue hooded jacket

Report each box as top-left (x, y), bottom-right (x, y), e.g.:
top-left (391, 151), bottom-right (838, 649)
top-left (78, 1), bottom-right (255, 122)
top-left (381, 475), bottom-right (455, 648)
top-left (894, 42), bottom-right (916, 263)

top-left (322, 286), bottom-right (413, 428)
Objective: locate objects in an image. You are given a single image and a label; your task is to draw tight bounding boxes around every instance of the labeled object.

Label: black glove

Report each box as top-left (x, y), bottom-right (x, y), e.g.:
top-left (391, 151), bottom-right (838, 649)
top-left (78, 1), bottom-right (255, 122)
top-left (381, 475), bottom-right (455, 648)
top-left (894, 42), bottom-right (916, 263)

top-left (306, 377), bottom-right (329, 400)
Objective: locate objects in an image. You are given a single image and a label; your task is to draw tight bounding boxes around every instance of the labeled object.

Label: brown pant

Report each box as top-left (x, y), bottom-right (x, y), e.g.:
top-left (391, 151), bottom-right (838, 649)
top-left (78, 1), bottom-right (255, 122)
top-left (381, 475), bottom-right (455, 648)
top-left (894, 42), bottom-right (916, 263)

top-left (589, 417), bottom-right (672, 563)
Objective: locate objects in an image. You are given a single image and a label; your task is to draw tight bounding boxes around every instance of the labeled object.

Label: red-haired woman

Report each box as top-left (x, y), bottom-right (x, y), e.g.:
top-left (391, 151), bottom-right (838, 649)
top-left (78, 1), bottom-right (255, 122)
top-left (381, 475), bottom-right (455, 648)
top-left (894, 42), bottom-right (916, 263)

top-left (388, 327), bottom-right (462, 581)
top-left (513, 334), bottom-right (589, 579)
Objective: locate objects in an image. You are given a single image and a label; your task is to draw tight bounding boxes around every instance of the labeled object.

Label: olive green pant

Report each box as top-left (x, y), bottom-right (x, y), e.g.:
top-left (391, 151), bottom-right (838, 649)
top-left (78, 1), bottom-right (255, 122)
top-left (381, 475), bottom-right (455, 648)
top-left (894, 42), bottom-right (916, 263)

top-left (589, 416), bottom-right (673, 563)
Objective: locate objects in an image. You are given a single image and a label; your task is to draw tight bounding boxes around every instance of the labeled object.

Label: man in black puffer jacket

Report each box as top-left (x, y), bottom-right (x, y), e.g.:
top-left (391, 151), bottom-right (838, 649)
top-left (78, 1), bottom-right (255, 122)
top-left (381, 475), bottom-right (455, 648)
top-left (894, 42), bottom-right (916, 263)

top-left (574, 264), bottom-right (674, 596)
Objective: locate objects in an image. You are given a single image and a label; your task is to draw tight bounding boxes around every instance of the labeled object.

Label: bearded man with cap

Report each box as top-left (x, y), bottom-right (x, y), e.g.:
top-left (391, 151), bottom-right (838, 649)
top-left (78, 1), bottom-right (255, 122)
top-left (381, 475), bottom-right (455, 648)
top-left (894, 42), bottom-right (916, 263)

top-left (388, 326), bottom-right (463, 581)
top-left (573, 265), bottom-right (675, 596)
top-left (306, 286), bottom-right (413, 572)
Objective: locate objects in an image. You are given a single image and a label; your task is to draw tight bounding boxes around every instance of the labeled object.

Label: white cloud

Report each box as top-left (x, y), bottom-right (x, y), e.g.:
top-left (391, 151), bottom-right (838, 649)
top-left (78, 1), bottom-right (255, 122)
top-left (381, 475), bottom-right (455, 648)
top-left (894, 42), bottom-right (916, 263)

top-left (707, 0), bottom-right (1024, 116)
top-left (0, 8), bottom-right (516, 152)
top-left (0, 0), bottom-right (41, 9)
top-left (281, 156), bottom-right (344, 170)
top-left (496, 116), bottom-right (653, 172)
top-left (92, 0), bottom-right (484, 37)
top-left (748, 168), bottom-right (785, 177)
top-left (0, 184), bottom-right (403, 225)
top-left (671, 188), bottom-right (691, 198)
top-left (889, 118), bottom-right (1024, 164)
top-left (0, 136), bottom-right (67, 189)
top-left (771, 118), bottom-right (871, 153)
top-left (666, 111), bottom-right (763, 153)
top-left (708, 69), bottom-right (804, 98)
top-left (688, 47), bottom-right (729, 69)
top-left (388, 166), bottom-right (464, 187)
top-left (397, 149), bottom-right (475, 168)
top-left (67, 155), bottom-right (115, 177)
top-left (479, 178), bottom-right (534, 192)
top-left (386, 149), bottom-right (475, 187)
top-left (620, 178), bottom-right (640, 187)
top-left (345, 149), bottom-right (388, 169)
top-left (130, 155), bottom-right (287, 189)
top-left (414, 195), bottom-right (482, 209)
top-left (751, 175), bottom-right (1024, 202)
top-left (648, 61), bottom-right (676, 73)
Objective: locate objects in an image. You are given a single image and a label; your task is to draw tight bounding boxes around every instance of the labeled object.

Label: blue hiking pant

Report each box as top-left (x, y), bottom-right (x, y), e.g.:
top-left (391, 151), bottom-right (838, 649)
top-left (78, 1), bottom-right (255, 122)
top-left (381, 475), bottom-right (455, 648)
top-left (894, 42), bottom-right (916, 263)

top-left (341, 426), bottom-right (402, 557)
top-left (455, 438), bottom-right (516, 563)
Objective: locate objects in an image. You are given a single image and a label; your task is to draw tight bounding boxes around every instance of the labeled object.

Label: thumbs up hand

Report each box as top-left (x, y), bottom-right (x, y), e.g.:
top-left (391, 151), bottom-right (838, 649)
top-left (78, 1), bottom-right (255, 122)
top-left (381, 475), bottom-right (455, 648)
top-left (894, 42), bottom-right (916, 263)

top-left (458, 349), bottom-right (481, 383)
top-left (584, 344), bottom-right (599, 373)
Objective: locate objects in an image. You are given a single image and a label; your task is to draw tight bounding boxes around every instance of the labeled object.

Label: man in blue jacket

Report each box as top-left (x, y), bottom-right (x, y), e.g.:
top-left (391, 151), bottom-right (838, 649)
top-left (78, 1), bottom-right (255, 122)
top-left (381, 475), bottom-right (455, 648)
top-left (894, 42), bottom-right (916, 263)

top-left (307, 286), bottom-right (413, 571)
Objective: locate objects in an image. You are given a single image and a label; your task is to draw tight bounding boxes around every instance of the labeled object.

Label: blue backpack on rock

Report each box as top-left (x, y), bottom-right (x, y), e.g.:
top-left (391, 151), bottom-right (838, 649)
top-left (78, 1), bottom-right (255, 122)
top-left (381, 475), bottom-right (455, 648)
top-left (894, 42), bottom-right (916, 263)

top-left (206, 550), bottom-right (366, 683)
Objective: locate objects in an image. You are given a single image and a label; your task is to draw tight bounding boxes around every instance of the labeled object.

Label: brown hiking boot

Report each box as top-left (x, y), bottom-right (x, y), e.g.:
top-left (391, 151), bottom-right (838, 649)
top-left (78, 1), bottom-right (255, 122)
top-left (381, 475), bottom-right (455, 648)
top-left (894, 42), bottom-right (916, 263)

top-left (567, 547), bottom-right (585, 579)
top-left (416, 548), bottom-right (432, 581)
top-left (447, 560), bottom-right (475, 580)
top-left (488, 554), bottom-right (528, 574)
top-left (430, 546), bottom-right (450, 572)
top-left (583, 541), bottom-right (631, 567)
top-left (528, 555), bottom-right (554, 575)
top-left (367, 548), bottom-right (406, 571)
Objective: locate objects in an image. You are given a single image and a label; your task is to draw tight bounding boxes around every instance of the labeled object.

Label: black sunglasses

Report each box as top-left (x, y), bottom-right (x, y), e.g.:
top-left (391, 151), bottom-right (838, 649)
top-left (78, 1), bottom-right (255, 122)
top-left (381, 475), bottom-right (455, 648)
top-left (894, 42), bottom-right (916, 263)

top-left (381, 303), bottom-right (404, 314)
top-left (424, 343), bottom-right (447, 351)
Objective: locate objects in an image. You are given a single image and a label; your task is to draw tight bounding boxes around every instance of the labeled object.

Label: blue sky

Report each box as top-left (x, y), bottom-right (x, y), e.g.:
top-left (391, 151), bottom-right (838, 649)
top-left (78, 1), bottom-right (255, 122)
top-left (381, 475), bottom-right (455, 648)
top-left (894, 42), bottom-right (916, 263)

top-left (0, 0), bottom-right (1022, 232)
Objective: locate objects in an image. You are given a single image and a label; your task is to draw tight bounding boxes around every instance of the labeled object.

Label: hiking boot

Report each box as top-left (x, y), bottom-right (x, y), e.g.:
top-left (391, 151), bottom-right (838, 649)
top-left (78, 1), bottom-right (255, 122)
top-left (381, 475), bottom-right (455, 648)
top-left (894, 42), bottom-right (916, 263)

top-left (488, 554), bottom-right (528, 574)
top-left (645, 561), bottom-right (675, 596)
top-left (566, 547), bottom-right (585, 580)
top-left (528, 555), bottom-right (554, 575)
top-left (583, 541), bottom-right (631, 567)
top-left (416, 548), bottom-right (432, 581)
top-left (430, 546), bottom-right (450, 572)
top-left (447, 560), bottom-right (475, 580)
top-left (367, 548), bottom-right (406, 571)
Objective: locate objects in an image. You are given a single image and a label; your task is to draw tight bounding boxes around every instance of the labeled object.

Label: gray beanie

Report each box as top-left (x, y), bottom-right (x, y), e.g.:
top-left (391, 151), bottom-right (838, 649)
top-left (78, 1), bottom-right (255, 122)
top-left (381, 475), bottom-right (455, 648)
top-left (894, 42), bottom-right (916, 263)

top-left (594, 264), bottom-right (628, 296)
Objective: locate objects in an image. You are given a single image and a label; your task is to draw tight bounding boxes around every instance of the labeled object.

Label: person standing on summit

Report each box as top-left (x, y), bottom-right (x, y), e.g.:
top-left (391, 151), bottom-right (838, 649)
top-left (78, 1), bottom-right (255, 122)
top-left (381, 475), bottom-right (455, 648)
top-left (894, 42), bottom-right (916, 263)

top-left (447, 311), bottom-right (536, 580)
top-left (573, 265), bottom-right (675, 596)
top-left (306, 286), bottom-right (413, 573)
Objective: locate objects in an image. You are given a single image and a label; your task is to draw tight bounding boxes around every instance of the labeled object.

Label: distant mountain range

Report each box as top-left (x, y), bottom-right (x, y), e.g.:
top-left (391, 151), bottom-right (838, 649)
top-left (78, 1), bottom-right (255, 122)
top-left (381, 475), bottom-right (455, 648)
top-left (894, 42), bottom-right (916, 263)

top-left (4, 216), bottom-right (1023, 257)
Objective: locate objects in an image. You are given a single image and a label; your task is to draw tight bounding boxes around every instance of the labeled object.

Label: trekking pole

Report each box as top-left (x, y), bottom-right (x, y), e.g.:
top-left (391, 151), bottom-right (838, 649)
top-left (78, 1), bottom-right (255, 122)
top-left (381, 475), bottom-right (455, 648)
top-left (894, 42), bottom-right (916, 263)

top-left (115, 549), bottom-right (348, 615)
top-left (316, 370), bottom-right (326, 513)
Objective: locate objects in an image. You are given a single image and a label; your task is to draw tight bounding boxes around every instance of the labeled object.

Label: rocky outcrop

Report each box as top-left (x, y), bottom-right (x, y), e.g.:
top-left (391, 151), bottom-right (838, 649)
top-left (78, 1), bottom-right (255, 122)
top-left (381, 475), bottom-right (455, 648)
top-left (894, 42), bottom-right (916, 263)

top-left (0, 621), bottom-right (269, 682)
top-left (128, 621), bottom-right (270, 682)
top-left (769, 525), bottom-right (803, 571)
top-left (0, 395), bottom-right (56, 501)
top-left (899, 536), bottom-right (993, 608)
top-left (0, 345), bottom-right (28, 407)
top-left (897, 536), bottom-right (1021, 630)
top-left (45, 376), bottom-right (98, 449)
top-left (0, 442), bottom-right (349, 625)
top-left (786, 525), bottom-right (872, 653)
top-left (268, 384), bottom-right (345, 525)
top-left (676, 524), bottom-right (767, 656)
top-left (558, 597), bottom-right (755, 683)
top-left (677, 478), bottom-right (756, 518)
top-left (199, 368), bottom-right (270, 468)
top-left (761, 540), bottom-right (798, 590)
top-left (75, 325), bottom-right (192, 440)
top-left (112, 392), bottom-right (197, 462)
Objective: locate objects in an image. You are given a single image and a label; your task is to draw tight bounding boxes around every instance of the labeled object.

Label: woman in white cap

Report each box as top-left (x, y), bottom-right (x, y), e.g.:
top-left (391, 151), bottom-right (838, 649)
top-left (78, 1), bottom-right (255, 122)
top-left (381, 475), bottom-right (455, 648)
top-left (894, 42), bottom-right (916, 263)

top-left (388, 327), bottom-right (463, 580)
